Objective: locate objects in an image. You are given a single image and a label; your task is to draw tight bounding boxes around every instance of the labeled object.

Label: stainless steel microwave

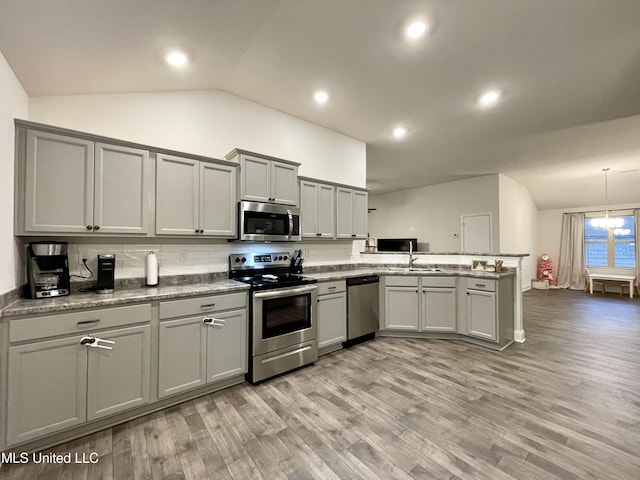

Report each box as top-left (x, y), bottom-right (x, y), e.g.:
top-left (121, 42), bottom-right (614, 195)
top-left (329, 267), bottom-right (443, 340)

top-left (238, 201), bottom-right (301, 242)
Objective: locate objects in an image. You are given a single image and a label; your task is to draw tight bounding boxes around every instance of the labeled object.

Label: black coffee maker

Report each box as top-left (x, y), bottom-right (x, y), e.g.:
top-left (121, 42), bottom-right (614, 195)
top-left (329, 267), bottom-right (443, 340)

top-left (27, 241), bottom-right (70, 299)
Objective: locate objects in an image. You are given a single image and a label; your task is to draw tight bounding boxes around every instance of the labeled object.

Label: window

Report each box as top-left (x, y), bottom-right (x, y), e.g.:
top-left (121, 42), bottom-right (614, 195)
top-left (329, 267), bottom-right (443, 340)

top-left (585, 215), bottom-right (636, 268)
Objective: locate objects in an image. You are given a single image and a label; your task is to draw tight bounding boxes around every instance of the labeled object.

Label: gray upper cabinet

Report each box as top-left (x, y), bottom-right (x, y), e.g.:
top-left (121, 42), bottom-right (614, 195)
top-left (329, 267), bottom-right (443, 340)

top-left (336, 187), bottom-right (368, 239)
top-left (227, 150), bottom-right (299, 206)
top-left (300, 180), bottom-right (336, 238)
top-left (156, 153), bottom-right (237, 237)
top-left (21, 129), bottom-right (150, 235)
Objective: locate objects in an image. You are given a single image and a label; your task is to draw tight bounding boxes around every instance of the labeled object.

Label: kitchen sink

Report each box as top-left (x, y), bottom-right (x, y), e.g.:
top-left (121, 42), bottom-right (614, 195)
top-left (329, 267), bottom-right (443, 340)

top-left (409, 267), bottom-right (444, 272)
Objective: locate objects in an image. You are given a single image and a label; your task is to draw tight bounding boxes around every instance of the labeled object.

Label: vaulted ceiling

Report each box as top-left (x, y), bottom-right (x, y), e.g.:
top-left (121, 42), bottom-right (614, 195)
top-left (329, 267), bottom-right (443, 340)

top-left (1, 0), bottom-right (639, 209)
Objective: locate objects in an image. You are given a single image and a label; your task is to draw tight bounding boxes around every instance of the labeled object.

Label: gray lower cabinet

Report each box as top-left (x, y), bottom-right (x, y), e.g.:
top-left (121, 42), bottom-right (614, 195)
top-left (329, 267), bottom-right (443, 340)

top-left (20, 129), bottom-right (150, 235)
top-left (6, 316), bottom-right (151, 446)
top-left (384, 285), bottom-right (420, 331)
top-left (156, 153), bottom-right (237, 237)
top-left (464, 278), bottom-right (514, 344)
top-left (7, 336), bottom-right (88, 446)
top-left (86, 325), bottom-right (151, 421)
top-left (317, 281), bottom-right (347, 352)
top-left (421, 277), bottom-right (457, 332)
top-left (158, 293), bottom-right (248, 398)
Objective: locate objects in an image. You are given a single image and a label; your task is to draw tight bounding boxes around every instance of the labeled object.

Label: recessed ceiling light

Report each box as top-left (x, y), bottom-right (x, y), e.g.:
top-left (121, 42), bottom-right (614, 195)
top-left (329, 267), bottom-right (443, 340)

top-left (406, 21), bottom-right (428, 39)
top-left (313, 90), bottom-right (330, 104)
top-left (393, 126), bottom-right (407, 139)
top-left (477, 89), bottom-right (502, 108)
top-left (165, 51), bottom-right (188, 67)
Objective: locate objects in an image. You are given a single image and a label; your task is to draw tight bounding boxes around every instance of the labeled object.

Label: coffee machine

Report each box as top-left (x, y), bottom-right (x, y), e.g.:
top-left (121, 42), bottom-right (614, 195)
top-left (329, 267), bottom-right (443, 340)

top-left (96, 254), bottom-right (116, 294)
top-left (27, 241), bottom-right (70, 299)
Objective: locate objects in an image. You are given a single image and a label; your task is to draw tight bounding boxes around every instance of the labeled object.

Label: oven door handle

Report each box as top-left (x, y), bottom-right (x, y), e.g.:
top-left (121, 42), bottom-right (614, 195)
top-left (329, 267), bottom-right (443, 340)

top-left (287, 210), bottom-right (293, 240)
top-left (253, 284), bottom-right (317, 300)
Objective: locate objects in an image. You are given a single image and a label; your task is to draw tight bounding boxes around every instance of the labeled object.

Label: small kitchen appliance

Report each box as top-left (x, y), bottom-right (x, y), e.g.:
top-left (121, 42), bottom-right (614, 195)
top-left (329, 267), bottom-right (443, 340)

top-left (26, 241), bottom-right (70, 299)
top-left (229, 251), bottom-right (317, 383)
top-left (96, 254), bottom-right (115, 294)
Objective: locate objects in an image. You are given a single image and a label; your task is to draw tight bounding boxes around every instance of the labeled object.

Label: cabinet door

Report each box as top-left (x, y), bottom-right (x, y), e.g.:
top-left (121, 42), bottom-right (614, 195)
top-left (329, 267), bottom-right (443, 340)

top-left (7, 337), bottom-right (87, 445)
top-left (24, 130), bottom-right (94, 233)
top-left (318, 292), bottom-right (347, 349)
top-left (271, 161), bottom-right (298, 205)
top-left (317, 184), bottom-right (336, 238)
top-left (384, 287), bottom-right (419, 331)
top-left (200, 162), bottom-right (237, 236)
top-left (421, 288), bottom-right (457, 332)
top-left (300, 181), bottom-right (319, 237)
top-left (206, 309), bottom-right (248, 384)
top-left (352, 190), bottom-right (368, 239)
top-left (156, 154), bottom-right (199, 235)
top-left (86, 325), bottom-right (151, 420)
top-left (94, 143), bottom-right (149, 234)
top-left (240, 155), bottom-right (271, 203)
top-left (467, 290), bottom-right (497, 341)
top-left (336, 187), bottom-right (353, 238)
top-left (158, 316), bottom-right (207, 398)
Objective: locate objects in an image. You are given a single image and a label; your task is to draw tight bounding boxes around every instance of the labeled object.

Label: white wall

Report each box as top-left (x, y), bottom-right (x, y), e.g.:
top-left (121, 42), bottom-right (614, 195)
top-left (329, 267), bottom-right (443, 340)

top-left (499, 175), bottom-right (538, 289)
top-left (537, 202), bottom-right (640, 274)
top-left (29, 90), bottom-right (366, 188)
top-left (368, 175), bottom-right (501, 253)
top-left (0, 51), bottom-right (28, 295)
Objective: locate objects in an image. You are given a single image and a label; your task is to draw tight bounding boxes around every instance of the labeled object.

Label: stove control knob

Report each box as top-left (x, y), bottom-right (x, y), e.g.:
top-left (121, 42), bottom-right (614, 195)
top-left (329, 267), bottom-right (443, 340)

top-left (241, 257), bottom-right (246, 263)
top-left (278, 256), bottom-right (283, 260)
top-left (284, 255), bottom-right (288, 260)
top-left (234, 257), bottom-right (240, 263)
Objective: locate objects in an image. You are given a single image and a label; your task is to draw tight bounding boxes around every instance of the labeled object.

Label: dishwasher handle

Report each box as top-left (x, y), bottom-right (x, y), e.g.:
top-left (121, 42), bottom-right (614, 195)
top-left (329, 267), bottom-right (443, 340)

top-left (347, 275), bottom-right (379, 287)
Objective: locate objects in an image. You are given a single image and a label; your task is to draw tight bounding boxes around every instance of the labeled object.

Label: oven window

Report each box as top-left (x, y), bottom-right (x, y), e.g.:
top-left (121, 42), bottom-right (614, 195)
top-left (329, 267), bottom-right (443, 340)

top-left (245, 212), bottom-right (288, 235)
top-left (262, 293), bottom-right (311, 339)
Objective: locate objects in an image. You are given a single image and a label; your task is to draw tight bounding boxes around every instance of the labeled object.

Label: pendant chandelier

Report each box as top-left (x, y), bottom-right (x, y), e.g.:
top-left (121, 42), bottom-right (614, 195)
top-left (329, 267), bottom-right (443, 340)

top-left (590, 168), bottom-right (623, 229)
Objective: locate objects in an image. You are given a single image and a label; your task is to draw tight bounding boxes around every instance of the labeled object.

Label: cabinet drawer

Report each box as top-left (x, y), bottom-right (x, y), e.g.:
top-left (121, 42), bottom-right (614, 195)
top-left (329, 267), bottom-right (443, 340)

top-left (159, 292), bottom-right (247, 320)
top-left (421, 277), bottom-right (456, 288)
top-left (466, 279), bottom-right (496, 292)
top-left (385, 276), bottom-right (419, 287)
top-left (317, 280), bottom-right (346, 296)
top-left (10, 304), bottom-right (151, 343)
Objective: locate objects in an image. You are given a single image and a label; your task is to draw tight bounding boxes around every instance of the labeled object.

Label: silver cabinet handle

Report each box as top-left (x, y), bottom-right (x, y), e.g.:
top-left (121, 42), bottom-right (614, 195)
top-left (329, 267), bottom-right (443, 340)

top-left (327, 286), bottom-right (337, 290)
top-left (80, 336), bottom-right (115, 350)
top-left (200, 303), bottom-right (216, 309)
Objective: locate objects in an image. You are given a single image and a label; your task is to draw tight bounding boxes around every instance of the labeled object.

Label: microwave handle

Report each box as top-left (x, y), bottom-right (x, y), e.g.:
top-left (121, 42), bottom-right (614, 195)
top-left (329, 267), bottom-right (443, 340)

top-left (287, 209), bottom-right (293, 240)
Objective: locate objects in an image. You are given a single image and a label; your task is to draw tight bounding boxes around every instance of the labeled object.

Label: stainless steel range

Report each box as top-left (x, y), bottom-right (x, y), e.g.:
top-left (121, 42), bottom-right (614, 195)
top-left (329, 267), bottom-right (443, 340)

top-left (229, 252), bottom-right (318, 383)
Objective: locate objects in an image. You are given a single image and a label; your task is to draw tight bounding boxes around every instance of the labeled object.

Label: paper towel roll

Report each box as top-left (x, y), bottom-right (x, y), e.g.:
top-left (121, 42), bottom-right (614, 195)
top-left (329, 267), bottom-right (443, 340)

top-left (145, 251), bottom-right (159, 286)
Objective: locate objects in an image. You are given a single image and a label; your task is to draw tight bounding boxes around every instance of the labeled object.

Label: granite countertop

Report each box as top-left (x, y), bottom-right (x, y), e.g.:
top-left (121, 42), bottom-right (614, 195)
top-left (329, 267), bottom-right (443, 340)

top-left (360, 251), bottom-right (530, 257)
top-left (1, 279), bottom-right (249, 318)
top-left (2, 266), bottom-right (515, 318)
top-left (304, 266), bottom-right (515, 282)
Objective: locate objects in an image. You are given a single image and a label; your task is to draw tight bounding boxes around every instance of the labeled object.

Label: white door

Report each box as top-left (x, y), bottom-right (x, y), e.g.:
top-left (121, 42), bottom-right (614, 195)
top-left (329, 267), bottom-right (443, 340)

top-left (461, 213), bottom-right (492, 253)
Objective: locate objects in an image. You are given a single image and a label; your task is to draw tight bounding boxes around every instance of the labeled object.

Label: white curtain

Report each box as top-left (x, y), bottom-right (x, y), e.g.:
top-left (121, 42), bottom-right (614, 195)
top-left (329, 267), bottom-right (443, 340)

top-left (635, 209), bottom-right (640, 287)
top-left (557, 212), bottom-right (585, 289)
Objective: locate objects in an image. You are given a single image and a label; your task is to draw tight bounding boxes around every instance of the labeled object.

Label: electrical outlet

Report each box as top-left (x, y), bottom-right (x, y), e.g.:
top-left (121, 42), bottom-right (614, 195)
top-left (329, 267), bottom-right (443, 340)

top-left (81, 255), bottom-right (88, 262)
top-left (179, 249), bottom-right (189, 262)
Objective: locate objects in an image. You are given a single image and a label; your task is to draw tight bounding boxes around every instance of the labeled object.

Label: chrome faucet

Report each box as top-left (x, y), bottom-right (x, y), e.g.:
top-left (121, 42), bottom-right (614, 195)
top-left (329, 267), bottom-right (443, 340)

top-left (408, 241), bottom-right (414, 269)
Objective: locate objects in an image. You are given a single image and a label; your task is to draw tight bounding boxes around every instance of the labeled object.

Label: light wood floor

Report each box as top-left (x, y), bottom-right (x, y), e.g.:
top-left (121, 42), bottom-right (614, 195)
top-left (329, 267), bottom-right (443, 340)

top-left (2, 289), bottom-right (640, 480)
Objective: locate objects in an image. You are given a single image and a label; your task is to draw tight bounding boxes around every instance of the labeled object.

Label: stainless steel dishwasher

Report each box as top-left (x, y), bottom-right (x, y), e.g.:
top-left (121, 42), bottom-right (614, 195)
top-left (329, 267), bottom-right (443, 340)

top-left (344, 275), bottom-right (379, 346)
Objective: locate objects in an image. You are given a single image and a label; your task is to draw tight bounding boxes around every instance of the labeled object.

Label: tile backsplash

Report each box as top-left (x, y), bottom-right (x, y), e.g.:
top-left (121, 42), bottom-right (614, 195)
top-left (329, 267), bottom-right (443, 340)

top-left (64, 240), bottom-right (365, 281)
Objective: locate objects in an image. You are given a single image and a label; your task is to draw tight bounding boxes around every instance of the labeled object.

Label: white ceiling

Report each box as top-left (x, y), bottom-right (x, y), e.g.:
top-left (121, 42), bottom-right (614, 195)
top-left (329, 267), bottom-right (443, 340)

top-left (1, 0), bottom-right (640, 210)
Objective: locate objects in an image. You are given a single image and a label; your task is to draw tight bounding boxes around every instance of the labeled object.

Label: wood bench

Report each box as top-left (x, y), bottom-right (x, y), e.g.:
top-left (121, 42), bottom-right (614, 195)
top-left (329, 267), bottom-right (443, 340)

top-left (587, 273), bottom-right (637, 298)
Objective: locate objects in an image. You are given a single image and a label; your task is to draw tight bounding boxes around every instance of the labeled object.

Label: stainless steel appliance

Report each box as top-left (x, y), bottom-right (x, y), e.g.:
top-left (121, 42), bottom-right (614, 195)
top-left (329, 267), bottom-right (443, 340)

top-left (96, 254), bottom-right (115, 293)
top-left (229, 252), bottom-right (317, 383)
top-left (345, 275), bottom-right (379, 346)
top-left (26, 241), bottom-right (70, 299)
top-left (238, 201), bottom-right (301, 242)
